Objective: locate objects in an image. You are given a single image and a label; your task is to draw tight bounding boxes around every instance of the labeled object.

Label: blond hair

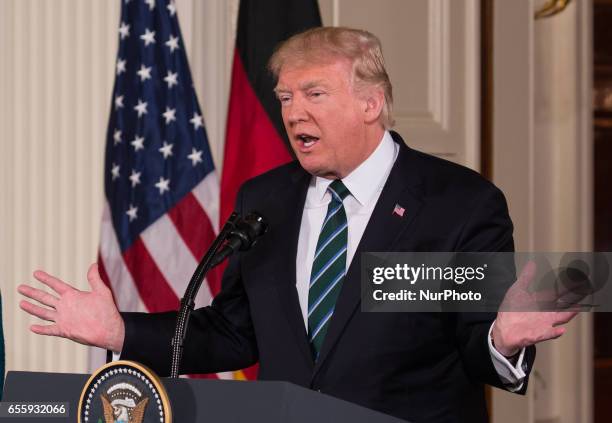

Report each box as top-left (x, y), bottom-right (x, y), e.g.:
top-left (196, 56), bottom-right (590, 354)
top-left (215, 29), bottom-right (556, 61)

top-left (268, 27), bottom-right (394, 129)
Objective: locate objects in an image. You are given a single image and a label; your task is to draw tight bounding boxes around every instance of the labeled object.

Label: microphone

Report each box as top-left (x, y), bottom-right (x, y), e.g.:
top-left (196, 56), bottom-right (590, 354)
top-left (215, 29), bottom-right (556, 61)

top-left (170, 211), bottom-right (267, 378)
top-left (210, 212), bottom-right (268, 267)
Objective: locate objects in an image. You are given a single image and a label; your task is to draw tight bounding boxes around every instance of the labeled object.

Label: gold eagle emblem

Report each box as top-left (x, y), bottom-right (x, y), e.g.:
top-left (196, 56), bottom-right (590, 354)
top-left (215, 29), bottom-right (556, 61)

top-left (100, 384), bottom-right (149, 423)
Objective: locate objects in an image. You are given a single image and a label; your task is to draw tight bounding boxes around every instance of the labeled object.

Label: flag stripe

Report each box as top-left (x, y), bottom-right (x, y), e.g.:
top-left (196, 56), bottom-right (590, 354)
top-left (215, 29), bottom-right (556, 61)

top-left (99, 201), bottom-right (147, 313)
top-left (166, 192), bottom-right (220, 301)
top-left (220, 51), bottom-right (292, 225)
top-left (122, 238), bottom-right (180, 313)
top-left (97, 253), bottom-right (111, 289)
top-left (140, 214), bottom-right (213, 309)
top-left (189, 174), bottom-right (223, 295)
top-left (234, 0), bottom-right (322, 149)
top-left (192, 171), bottom-right (220, 234)
top-left (167, 193), bottom-right (216, 260)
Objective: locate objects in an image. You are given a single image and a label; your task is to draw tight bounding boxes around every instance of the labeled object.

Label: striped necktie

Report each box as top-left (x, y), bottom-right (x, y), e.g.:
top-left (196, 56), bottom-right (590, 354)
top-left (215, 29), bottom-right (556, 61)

top-left (308, 179), bottom-right (350, 360)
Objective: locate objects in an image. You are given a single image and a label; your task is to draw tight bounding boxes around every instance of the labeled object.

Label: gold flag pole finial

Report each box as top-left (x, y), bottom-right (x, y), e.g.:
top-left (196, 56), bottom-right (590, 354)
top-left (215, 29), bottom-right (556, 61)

top-left (535, 0), bottom-right (573, 19)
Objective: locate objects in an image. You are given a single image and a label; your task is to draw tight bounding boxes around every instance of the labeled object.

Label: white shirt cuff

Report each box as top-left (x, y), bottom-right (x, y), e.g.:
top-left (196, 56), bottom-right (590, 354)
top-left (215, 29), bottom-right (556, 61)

top-left (488, 321), bottom-right (527, 392)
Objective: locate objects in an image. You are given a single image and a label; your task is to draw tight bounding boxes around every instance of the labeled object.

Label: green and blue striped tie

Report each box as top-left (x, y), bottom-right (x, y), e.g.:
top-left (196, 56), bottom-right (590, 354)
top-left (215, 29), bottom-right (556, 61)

top-left (308, 180), bottom-right (350, 360)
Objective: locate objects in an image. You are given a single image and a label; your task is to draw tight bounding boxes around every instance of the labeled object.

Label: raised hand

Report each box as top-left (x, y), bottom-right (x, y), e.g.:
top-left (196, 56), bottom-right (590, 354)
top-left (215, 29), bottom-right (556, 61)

top-left (18, 263), bottom-right (125, 352)
top-left (492, 261), bottom-right (579, 356)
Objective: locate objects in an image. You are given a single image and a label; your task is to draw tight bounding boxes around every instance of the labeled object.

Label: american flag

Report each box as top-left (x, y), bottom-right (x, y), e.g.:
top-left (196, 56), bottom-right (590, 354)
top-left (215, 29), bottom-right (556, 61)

top-left (98, 0), bottom-right (223, 359)
top-left (392, 204), bottom-right (405, 218)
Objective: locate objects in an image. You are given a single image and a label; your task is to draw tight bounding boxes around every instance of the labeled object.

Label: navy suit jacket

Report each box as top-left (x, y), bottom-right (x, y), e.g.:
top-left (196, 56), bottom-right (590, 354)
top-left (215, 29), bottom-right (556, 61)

top-left (121, 132), bottom-right (535, 422)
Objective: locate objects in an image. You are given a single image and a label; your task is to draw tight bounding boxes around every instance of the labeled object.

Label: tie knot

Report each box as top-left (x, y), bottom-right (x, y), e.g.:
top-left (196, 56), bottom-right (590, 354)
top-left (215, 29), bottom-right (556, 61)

top-left (328, 179), bottom-right (350, 202)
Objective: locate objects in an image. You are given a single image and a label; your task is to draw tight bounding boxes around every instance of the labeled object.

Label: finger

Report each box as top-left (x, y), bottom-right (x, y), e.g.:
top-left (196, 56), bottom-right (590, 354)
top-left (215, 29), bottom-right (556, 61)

top-left (545, 326), bottom-right (566, 340)
top-left (553, 310), bottom-right (579, 326)
top-left (32, 270), bottom-right (73, 296)
top-left (527, 326), bottom-right (566, 345)
top-left (19, 300), bottom-right (56, 322)
top-left (17, 284), bottom-right (59, 308)
top-left (30, 324), bottom-right (61, 337)
top-left (86, 263), bottom-right (107, 292)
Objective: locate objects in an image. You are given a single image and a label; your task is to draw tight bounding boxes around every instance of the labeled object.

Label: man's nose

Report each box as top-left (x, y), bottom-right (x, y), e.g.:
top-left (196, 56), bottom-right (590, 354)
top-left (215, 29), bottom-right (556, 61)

top-left (285, 97), bottom-right (308, 125)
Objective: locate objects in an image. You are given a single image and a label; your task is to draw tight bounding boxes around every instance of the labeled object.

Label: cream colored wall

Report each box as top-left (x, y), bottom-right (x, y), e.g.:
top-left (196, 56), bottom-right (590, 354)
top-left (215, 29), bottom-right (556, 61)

top-left (492, 1), bottom-right (593, 422)
top-left (0, 0), bottom-right (117, 375)
top-left (531, 2), bottom-right (593, 422)
top-left (0, 0), bottom-right (238, 375)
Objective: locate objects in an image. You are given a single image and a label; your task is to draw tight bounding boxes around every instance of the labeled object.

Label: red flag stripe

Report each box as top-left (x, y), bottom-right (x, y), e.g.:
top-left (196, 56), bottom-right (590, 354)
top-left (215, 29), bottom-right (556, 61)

top-left (119, 237), bottom-right (221, 380)
top-left (139, 213), bottom-right (213, 306)
top-left (166, 192), bottom-right (222, 295)
top-left (99, 202), bottom-right (148, 313)
top-left (122, 238), bottom-right (180, 313)
top-left (97, 252), bottom-right (111, 289)
top-left (190, 173), bottom-right (224, 294)
top-left (167, 193), bottom-right (215, 264)
top-left (220, 50), bottom-right (292, 225)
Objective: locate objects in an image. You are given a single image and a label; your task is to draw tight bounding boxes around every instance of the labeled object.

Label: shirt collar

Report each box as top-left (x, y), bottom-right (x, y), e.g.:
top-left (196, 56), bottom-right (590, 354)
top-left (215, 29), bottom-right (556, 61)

top-left (313, 131), bottom-right (398, 206)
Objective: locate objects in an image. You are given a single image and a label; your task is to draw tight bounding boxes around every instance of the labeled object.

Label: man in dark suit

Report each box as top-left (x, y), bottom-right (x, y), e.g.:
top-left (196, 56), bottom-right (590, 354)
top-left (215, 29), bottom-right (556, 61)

top-left (19, 27), bottom-right (576, 422)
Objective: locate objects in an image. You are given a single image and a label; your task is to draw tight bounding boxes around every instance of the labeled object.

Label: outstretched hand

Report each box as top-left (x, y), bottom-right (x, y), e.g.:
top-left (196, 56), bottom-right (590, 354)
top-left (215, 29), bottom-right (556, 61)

top-left (18, 263), bottom-right (125, 352)
top-left (492, 261), bottom-right (579, 356)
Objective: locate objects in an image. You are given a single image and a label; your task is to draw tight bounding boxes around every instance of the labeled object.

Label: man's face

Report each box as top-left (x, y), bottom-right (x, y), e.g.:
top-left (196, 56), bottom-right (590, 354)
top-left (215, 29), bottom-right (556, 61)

top-left (275, 59), bottom-right (374, 179)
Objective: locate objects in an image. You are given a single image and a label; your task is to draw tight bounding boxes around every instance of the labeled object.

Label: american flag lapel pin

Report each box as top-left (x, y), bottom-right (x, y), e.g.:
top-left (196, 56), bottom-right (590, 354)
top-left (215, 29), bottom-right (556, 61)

top-left (392, 203), bottom-right (405, 217)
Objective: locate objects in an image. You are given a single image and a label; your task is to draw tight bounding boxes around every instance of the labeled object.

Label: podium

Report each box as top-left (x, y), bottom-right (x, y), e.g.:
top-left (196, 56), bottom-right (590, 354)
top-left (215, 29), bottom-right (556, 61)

top-left (2, 371), bottom-right (407, 422)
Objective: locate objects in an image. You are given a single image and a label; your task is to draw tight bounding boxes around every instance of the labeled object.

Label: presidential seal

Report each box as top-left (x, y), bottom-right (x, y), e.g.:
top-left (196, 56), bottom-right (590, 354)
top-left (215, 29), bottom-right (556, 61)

top-left (78, 360), bottom-right (172, 423)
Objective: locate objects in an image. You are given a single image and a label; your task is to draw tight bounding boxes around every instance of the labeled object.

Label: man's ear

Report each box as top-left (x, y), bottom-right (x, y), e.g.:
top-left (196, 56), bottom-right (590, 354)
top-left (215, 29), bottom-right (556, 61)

top-left (363, 87), bottom-right (385, 125)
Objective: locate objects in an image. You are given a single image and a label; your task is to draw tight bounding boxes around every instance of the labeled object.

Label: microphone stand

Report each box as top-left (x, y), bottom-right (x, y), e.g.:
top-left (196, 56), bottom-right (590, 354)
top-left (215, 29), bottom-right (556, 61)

top-left (170, 212), bottom-right (240, 378)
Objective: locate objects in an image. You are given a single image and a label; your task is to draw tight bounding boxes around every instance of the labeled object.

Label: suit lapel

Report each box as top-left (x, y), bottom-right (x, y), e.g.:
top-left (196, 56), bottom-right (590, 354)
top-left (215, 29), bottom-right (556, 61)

top-left (271, 166), bottom-right (315, 369)
top-left (313, 135), bottom-right (425, 374)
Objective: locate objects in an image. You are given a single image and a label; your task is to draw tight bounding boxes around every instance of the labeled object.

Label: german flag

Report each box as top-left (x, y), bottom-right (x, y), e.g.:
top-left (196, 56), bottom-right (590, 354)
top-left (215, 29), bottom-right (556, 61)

top-left (220, 0), bottom-right (322, 227)
top-left (219, 0), bottom-right (321, 381)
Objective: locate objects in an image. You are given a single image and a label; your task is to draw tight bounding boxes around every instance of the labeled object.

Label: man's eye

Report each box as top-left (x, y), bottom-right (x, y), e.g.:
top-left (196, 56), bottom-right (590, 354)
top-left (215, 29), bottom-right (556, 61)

top-left (309, 91), bottom-right (323, 98)
top-left (279, 96), bottom-right (291, 104)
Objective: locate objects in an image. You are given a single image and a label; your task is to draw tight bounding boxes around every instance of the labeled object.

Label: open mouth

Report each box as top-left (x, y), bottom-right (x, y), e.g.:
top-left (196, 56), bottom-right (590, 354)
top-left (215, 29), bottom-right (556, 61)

top-left (296, 133), bottom-right (320, 149)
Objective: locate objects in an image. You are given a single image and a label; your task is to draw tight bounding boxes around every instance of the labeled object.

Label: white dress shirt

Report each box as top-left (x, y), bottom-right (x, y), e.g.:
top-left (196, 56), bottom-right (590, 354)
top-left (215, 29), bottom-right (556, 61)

top-left (295, 131), bottom-right (526, 390)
